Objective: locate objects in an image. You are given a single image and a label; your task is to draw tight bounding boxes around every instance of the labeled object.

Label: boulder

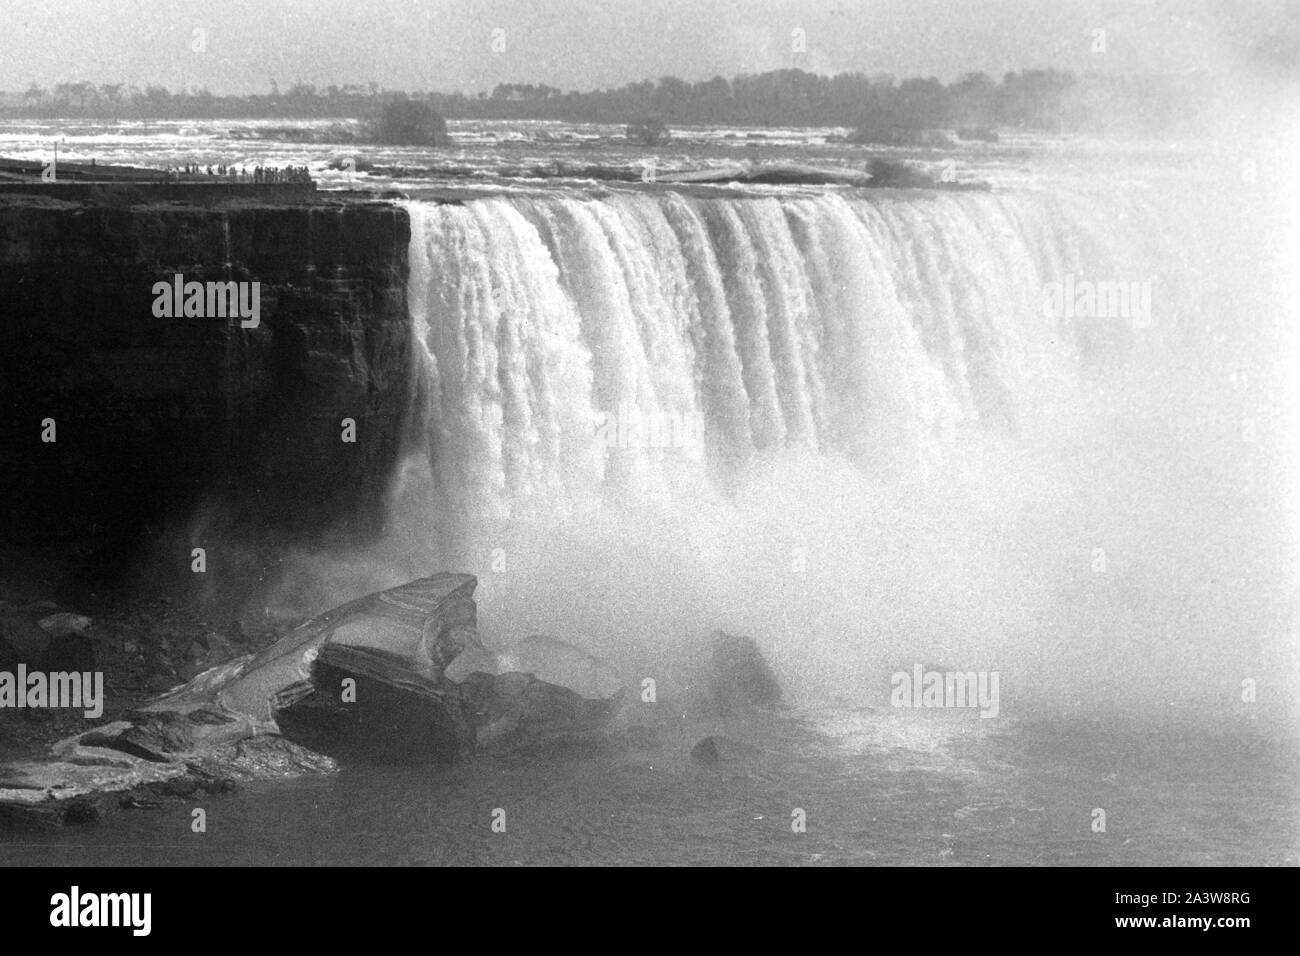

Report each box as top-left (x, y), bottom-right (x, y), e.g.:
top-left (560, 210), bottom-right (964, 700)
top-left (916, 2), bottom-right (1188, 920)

top-left (37, 612), bottom-right (93, 638)
top-left (460, 671), bottom-right (616, 748)
top-left (708, 631), bottom-right (781, 711)
top-left (0, 603), bottom-right (95, 671)
top-left (626, 118), bottom-right (671, 146)
top-left (444, 634), bottom-right (622, 747)
top-left (468, 635), bottom-right (621, 699)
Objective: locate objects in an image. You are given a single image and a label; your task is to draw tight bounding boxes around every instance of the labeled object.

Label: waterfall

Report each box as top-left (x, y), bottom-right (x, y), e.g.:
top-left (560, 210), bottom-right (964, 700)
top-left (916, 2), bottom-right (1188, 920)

top-left (272, 178), bottom-right (1288, 722)
top-left (401, 188), bottom-right (1143, 539)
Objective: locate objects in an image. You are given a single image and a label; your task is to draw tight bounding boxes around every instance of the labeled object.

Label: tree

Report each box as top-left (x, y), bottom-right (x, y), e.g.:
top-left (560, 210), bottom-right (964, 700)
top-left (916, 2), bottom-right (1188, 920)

top-left (625, 117), bottom-right (670, 145)
top-left (950, 72), bottom-right (996, 126)
top-left (371, 95), bottom-right (451, 145)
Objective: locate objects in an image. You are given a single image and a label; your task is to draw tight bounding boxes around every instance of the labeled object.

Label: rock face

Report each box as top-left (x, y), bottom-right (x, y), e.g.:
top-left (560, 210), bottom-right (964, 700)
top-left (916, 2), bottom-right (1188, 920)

top-left (0, 191), bottom-right (412, 553)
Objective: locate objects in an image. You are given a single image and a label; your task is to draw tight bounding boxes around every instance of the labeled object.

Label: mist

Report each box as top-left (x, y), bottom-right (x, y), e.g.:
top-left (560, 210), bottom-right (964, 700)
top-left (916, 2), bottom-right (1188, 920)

top-left (250, 121), bottom-right (1298, 736)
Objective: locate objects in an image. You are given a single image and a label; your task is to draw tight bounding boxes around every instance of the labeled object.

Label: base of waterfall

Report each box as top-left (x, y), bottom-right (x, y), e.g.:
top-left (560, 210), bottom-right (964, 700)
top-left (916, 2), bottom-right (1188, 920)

top-left (0, 574), bottom-right (783, 826)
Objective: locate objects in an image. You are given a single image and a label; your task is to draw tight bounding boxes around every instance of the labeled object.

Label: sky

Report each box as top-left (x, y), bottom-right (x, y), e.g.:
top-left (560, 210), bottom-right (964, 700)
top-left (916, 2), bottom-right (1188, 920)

top-left (0, 0), bottom-right (1295, 95)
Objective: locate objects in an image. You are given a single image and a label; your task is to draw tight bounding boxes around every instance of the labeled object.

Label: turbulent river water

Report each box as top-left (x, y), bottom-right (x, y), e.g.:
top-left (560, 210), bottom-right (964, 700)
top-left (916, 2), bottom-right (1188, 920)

top-left (2, 119), bottom-right (1297, 865)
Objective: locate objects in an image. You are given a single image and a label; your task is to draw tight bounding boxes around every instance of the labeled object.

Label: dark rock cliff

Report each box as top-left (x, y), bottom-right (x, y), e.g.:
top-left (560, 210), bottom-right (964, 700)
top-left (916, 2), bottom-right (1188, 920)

top-left (0, 191), bottom-right (413, 564)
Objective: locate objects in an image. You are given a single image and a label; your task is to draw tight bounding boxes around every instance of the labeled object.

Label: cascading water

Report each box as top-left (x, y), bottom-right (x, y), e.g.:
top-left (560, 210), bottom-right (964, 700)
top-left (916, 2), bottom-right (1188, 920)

top-left (401, 189), bottom-right (1136, 531)
top-left (270, 178), bottom-right (1287, 731)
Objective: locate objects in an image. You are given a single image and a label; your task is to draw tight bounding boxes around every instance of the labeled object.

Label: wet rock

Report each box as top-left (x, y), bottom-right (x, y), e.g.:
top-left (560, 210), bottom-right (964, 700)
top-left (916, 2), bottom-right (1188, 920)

top-left (186, 735), bottom-right (338, 781)
top-left (176, 632), bottom-right (240, 681)
top-left (202, 632), bottom-right (240, 664)
top-left (153, 776), bottom-right (198, 798)
top-left (690, 736), bottom-right (720, 765)
top-left (0, 795), bottom-right (102, 829)
top-left (278, 664), bottom-right (472, 763)
top-left (0, 721), bottom-right (335, 827)
top-left (0, 603), bottom-right (95, 671)
top-left (37, 612), bottom-right (92, 638)
top-left (691, 735), bottom-right (761, 766)
top-left (461, 671), bottom-right (617, 748)
top-left (708, 631), bottom-right (781, 711)
top-left (0, 728), bottom-right (193, 816)
top-left (445, 634), bottom-right (622, 747)
top-left (119, 793), bottom-right (162, 810)
top-left (146, 572), bottom-right (478, 726)
top-left (145, 673), bottom-right (177, 693)
top-left (448, 635), bottom-right (621, 698)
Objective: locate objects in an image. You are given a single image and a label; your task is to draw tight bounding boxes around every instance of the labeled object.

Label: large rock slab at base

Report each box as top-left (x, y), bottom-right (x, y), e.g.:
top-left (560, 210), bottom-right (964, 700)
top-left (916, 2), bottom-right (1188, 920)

top-left (145, 572), bottom-right (479, 727)
top-left (0, 573), bottom-right (627, 822)
top-left (0, 573), bottom-right (478, 822)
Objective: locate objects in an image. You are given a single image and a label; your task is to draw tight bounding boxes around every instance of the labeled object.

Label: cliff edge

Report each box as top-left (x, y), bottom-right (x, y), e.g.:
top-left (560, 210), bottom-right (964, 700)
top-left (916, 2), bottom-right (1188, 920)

top-left (0, 189), bottom-right (413, 562)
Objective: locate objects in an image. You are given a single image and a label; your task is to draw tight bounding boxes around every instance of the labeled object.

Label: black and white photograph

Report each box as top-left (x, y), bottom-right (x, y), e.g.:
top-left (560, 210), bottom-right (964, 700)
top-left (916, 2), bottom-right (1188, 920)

top-left (0, 0), bottom-right (1295, 916)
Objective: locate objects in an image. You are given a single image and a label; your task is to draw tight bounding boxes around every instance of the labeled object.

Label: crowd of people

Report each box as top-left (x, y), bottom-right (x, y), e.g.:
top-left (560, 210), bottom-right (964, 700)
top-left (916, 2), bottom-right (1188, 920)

top-left (164, 163), bottom-right (313, 184)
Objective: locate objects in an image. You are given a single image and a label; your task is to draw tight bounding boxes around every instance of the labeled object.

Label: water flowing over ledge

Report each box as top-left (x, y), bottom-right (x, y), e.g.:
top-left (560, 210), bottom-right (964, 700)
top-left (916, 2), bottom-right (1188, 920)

top-left (400, 187), bottom-right (1155, 532)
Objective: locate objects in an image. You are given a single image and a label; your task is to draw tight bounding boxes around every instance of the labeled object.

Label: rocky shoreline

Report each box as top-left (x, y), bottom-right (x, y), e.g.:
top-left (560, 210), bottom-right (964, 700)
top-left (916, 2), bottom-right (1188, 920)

top-left (0, 544), bottom-right (285, 766)
top-left (1, 547), bottom-right (784, 828)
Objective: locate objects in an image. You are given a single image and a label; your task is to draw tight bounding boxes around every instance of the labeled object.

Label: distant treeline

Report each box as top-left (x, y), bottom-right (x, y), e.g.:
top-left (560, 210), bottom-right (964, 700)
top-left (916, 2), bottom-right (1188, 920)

top-left (1, 69), bottom-right (1210, 133)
